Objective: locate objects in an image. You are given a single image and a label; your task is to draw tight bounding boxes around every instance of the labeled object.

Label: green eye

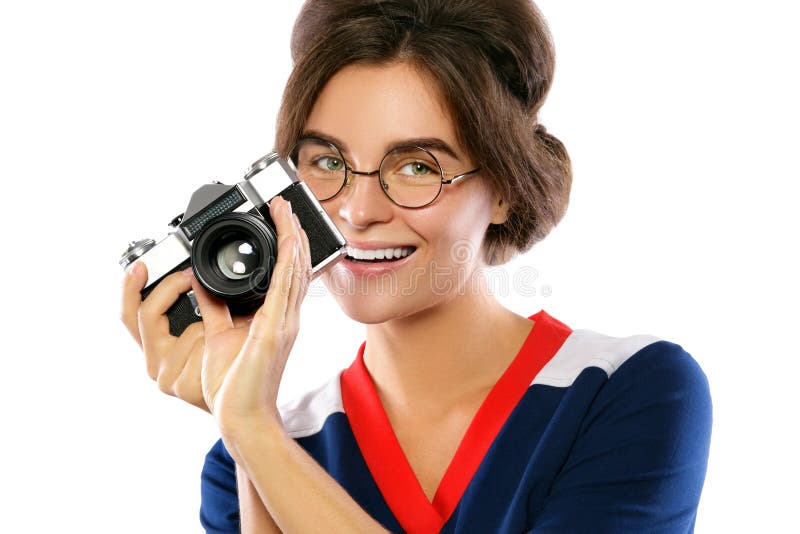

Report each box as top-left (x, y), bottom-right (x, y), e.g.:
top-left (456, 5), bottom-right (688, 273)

top-left (316, 156), bottom-right (344, 172)
top-left (400, 162), bottom-right (433, 176)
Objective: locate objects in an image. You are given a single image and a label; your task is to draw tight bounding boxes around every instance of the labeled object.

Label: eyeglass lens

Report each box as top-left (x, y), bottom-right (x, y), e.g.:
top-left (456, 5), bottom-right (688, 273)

top-left (290, 139), bottom-right (444, 208)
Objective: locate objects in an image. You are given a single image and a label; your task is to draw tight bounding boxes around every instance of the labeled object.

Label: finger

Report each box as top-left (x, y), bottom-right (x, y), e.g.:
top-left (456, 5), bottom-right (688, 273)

top-left (294, 212), bottom-right (312, 289)
top-left (272, 198), bottom-right (301, 313)
top-left (248, 197), bottom-right (298, 339)
top-left (252, 229), bottom-right (298, 339)
top-left (269, 197), bottom-right (297, 250)
top-left (121, 261), bottom-right (148, 348)
top-left (173, 319), bottom-right (205, 356)
top-left (287, 212), bottom-right (312, 317)
top-left (154, 320), bottom-right (203, 391)
top-left (190, 275), bottom-right (234, 337)
top-left (140, 300), bottom-right (200, 383)
top-left (173, 335), bottom-right (209, 412)
top-left (138, 268), bottom-right (194, 341)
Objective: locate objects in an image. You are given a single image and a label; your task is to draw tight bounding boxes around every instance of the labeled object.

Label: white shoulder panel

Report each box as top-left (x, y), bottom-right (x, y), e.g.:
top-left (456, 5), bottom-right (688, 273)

top-left (532, 329), bottom-right (661, 388)
top-left (279, 370), bottom-right (346, 439)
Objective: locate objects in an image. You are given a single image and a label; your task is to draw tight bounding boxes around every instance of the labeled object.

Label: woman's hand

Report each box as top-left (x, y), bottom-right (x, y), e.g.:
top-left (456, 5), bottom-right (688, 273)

top-left (121, 263), bottom-right (213, 412)
top-left (119, 197), bottom-right (311, 424)
top-left (194, 197), bottom-right (312, 434)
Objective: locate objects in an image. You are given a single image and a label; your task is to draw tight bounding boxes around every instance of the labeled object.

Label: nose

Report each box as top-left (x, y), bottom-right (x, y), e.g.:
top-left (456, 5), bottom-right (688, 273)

top-left (333, 168), bottom-right (394, 230)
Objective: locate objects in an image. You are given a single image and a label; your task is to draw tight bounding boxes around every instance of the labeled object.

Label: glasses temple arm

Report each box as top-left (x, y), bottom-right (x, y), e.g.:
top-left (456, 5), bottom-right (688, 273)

top-left (442, 167), bottom-right (481, 185)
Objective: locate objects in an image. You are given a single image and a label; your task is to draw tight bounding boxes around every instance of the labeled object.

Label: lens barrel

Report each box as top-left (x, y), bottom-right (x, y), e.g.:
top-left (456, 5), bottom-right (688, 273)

top-left (191, 212), bottom-right (277, 313)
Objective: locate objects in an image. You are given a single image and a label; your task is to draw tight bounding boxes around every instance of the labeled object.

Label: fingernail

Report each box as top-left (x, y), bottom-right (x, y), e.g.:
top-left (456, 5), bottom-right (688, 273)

top-left (183, 267), bottom-right (194, 276)
top-left (285, 200), bottom-right (293, 216)
top-left (128, 262), bottom-right (142, 277)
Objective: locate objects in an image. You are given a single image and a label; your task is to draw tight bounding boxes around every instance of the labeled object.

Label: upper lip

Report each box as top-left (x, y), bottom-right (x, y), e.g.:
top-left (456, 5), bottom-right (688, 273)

top-left (345, 240), bottom-right (417, 250)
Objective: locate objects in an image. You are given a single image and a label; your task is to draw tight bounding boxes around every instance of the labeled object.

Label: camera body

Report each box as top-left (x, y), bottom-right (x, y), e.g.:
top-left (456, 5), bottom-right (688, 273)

top-left (120, 153), bottom-right (347, 336)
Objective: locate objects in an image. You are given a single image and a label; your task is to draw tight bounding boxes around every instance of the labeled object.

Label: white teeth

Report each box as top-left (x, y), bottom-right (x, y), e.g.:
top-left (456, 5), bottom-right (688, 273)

top-left (346, 246), bottom-right (414, 261)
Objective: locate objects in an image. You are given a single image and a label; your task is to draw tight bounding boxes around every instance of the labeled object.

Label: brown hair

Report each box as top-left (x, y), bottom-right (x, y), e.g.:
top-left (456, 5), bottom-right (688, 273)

top-left (276, 0), bottom-right (572, 265)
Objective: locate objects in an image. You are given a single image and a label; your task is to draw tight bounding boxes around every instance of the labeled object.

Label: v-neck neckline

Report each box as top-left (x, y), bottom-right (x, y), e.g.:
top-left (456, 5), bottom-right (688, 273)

top-left (340, 310), bottom-right (572, 534)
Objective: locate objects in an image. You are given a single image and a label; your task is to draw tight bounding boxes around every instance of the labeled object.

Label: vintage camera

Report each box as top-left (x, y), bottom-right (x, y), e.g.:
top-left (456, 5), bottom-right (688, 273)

top-left (119, 153), bottom-right (347, 336)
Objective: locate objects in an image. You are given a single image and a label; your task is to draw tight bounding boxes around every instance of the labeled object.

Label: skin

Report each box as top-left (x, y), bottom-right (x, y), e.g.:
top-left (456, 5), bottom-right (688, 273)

top-left (120, 60), bottom-right (536, 531)
top-left (311, 62), bottom-right (536, 498)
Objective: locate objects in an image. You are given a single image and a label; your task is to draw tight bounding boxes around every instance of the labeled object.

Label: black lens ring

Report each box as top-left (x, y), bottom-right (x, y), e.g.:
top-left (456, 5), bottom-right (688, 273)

top-left (191, 212), bottom-right (278, 304)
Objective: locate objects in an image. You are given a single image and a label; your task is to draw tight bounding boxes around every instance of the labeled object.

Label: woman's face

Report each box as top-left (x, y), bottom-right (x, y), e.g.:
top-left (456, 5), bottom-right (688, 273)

top-left (307, 61), bottom-right (507, 324)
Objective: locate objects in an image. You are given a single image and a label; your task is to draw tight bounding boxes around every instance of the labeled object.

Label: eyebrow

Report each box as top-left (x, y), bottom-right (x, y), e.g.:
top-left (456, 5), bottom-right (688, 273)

top-left (299, 129), bottom-right (462, 161)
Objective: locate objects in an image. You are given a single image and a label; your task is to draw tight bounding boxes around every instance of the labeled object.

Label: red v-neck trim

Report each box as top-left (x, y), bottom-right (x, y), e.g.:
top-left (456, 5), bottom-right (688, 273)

top-left (340, 310), bottom-right (572, 534)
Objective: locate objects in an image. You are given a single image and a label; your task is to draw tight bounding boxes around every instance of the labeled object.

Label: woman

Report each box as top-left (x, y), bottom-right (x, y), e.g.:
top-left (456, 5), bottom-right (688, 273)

top-left (121, 1), bottom-right (711, 532)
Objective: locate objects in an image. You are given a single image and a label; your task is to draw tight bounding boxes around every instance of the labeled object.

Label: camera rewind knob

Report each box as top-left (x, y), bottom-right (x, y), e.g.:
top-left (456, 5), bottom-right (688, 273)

top-left (119, 238), bottom-right (156, 269)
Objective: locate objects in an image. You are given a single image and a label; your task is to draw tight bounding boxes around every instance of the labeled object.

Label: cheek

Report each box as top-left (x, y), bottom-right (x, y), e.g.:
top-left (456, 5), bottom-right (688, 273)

top-left (417, 206), bottom-right (492, 268)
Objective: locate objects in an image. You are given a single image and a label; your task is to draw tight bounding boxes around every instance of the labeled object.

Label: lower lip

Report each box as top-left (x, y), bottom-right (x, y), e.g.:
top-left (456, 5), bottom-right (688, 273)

top-left (338, 249), bottom-right (416, 276)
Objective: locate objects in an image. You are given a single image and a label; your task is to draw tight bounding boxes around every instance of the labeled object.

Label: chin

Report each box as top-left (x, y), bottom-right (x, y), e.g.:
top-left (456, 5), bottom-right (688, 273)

top-left (319, 265), bottom-right (472, 325)
top-left (331, 285), bottom-right (461, 326)
top-left (330, 294), bottom-right (411, 325)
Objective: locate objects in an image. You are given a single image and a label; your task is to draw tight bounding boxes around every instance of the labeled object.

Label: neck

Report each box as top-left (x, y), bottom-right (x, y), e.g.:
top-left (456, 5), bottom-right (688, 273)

top-left (362, 271), bottom-right (534, 418)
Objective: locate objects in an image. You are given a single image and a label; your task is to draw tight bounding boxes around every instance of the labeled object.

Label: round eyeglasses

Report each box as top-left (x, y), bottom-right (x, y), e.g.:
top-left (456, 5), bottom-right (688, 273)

top-left (288, 137), bottom-right (480, 208)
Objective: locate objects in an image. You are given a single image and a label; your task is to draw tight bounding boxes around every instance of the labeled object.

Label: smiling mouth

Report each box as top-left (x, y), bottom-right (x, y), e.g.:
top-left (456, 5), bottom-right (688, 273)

top-left (345, 246), bottom-right (417, 263)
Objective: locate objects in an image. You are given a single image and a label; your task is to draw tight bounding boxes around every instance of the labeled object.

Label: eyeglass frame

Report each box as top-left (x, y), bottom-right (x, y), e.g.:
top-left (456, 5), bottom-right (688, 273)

top-left (288, 136), bottom-right (481, 209)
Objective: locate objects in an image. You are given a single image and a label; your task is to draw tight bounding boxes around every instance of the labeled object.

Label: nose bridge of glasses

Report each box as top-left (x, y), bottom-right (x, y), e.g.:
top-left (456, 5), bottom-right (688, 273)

top-left (343, 165), bottom-right (381, 189)
top-left (347, 167), bottom-right (381, 177)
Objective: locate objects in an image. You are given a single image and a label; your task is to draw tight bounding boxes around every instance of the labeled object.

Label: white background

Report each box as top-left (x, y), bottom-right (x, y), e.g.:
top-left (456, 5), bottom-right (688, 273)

top-left (1, 1), bottom-right (797, 532)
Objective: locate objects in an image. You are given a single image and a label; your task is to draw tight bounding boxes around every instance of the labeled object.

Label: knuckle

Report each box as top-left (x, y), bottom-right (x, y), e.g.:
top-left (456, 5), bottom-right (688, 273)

top-left (280, 314), bottom-right (297, 334)
top-left (165, 270), bottom-right (184, 283)
top-left (288, 322), bottom-right (300, 338)
top-left (146, 273), bottom-right (189, 303)
top-left (180, 321), bottom-right (204, 340)
top-left (156, 372), bottom-right (175, 395)
top-left (172, 376), bottom-right (198, 403)
top-left (170, 271), bottom-right (191, 287)
top-left (172, 379), bottom-right (187, 400)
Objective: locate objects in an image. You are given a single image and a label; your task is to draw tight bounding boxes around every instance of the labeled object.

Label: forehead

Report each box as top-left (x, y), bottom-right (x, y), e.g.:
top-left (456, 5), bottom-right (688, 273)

top-left (304, 61), bottom-right (463, 161)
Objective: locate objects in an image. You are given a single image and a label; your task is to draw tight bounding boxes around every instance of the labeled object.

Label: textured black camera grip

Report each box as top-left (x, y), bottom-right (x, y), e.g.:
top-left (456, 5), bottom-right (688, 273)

top-left (279, 182), bottom-right (343, 265)
top-left (139, 259), bottom-right (202, 337)
top-left (163, 293), bottom-right (202, 337)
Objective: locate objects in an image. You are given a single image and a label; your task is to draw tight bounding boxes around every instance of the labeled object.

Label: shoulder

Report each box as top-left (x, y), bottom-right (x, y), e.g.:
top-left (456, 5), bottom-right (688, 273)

top-left (530, 315), bottom-right (712, 437)
top-left (533, 327), bottom-right (660, 387)
top-left (277, 369), bottom-right (346, 439)
top-left (534, 322), bottom-right (709, 397)
top-left (535, 315), bottom-right (713, 451)
top-left (527, 320), bottom-right (712, 531)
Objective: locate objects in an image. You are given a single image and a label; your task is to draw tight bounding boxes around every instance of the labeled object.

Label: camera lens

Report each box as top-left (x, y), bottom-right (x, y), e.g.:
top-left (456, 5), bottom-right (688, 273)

top-left (191, 212), bottom-right (277, 312)
top-left (216, 239), bottom-right (259, 280)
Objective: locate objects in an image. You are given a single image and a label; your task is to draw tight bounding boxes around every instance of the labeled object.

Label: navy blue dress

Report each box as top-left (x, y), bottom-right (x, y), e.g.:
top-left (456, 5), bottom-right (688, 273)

top-left (200, 310), bottom-right (712, 533)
